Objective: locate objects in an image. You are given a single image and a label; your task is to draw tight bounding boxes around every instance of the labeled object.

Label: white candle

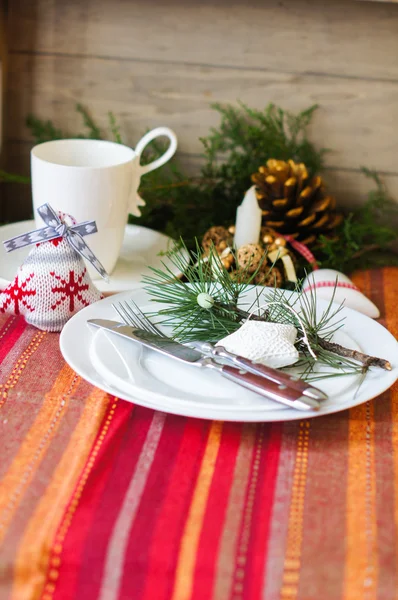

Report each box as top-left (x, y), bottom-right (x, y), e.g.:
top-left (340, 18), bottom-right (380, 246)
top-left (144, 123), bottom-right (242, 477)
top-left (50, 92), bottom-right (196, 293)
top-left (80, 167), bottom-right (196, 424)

top-left (234, 185), bottom-right (262, 248)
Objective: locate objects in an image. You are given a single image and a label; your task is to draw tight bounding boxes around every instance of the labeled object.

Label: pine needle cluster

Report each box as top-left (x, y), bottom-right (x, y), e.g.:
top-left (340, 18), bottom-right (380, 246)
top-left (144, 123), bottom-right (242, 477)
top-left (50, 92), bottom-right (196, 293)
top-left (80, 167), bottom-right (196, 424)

top-left (142, 242), bottom-right (389, 381)
top-left (316, 168), bottom-right (398, 270)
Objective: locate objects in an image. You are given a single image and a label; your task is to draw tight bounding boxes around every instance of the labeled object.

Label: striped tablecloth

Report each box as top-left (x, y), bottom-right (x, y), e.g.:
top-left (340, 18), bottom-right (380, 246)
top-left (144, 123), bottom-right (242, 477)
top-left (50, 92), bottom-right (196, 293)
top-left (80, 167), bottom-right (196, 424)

top-left (0, 267), bottom-right (397, 600)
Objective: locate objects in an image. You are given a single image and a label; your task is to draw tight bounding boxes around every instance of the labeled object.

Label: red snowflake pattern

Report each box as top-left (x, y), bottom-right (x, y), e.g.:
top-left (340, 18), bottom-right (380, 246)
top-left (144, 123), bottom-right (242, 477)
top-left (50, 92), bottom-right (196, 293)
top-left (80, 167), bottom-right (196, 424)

top-left (50, 269), bottom-right (90, 312)
top-left (0, 273), bottom-right (36, 314)
top-left (36, 237), bottom-right (63, 248)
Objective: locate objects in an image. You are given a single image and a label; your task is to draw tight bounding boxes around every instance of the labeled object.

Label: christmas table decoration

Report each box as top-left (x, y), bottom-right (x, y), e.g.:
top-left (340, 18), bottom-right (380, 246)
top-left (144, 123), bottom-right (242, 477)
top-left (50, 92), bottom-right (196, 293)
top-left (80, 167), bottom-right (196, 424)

top-left (142, 240), bottom-right (391, 381)
top-left (216, 321), bottom-right (299, 369)
top-left (302, 269), bottom-right (380, 319)
top-left (252, 159), bottom-right (343, 246)
top-left (201, 225), bottom-right (298, 288)
top-left (236, 243), bottom-right (264, 272)
top-left (0, 203), bottom-right (107, 331)
top-left (2, 102), bottom-right (397, 275)
top-left (234, 186), bottom-right (262, 248)
top-left (202, 226), bottom-right (232, 256)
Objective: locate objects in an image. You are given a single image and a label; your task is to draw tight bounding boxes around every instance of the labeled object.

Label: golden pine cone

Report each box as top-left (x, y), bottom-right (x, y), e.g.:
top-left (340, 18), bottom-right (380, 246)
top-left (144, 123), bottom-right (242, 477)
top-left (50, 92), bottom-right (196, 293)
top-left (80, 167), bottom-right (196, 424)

top-left (251, 159), bottom-right (343, 246)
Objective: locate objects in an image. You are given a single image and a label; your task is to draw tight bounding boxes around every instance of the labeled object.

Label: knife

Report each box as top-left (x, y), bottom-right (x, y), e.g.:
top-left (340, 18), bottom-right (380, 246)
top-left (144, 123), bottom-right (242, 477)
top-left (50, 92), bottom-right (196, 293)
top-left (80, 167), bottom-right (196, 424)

top-left (87, 319), bottom-right (321, 411)
top-left (189, 341), bottom-right (328, 402)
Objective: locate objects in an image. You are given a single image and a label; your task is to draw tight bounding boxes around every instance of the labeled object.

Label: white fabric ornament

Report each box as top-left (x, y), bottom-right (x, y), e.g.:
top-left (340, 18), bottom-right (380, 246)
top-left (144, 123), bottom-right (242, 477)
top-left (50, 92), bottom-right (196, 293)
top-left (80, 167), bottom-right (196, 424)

top-left (302, 268), bottom-right (380, 319)
top-left (0, 236), bottom-right (103, 332)
top-left (216, 321), bottom-right (299, 369)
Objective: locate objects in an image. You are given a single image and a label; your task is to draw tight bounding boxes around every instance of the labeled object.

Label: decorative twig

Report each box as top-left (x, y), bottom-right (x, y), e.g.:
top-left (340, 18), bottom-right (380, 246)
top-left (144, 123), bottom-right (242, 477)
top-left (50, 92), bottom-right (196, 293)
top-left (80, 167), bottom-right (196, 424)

top-left (221, 303), bottom-right (267, 322)
top-left (317, 338), bottom-right (392, 370)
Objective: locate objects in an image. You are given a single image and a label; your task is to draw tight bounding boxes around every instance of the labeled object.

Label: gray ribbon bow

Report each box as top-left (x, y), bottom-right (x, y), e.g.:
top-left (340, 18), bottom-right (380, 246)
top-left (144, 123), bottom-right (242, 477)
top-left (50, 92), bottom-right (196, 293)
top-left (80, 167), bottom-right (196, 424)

top-left (3, 203), bottom-right (108, 280)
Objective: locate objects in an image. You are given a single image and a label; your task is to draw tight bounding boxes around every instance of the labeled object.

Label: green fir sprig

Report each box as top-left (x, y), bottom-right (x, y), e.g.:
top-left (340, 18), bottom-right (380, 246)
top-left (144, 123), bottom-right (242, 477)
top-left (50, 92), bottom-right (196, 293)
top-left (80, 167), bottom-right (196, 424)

top-left (316, 168), bottom-right (398, 270)
top-left (142, 242), bottom-right (391, 379)
top-left (143, 240), bottom-right (271, 342)
top-left (0, 170), bottom-right (30, 184)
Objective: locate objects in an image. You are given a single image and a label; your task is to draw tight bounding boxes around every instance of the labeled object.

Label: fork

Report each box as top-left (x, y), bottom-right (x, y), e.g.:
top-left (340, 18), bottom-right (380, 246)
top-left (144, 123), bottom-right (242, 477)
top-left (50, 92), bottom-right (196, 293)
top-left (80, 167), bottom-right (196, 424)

top-left (112, 299), bottom-right (327, 403)
top-left (113, 300), bottom-right (165, 336)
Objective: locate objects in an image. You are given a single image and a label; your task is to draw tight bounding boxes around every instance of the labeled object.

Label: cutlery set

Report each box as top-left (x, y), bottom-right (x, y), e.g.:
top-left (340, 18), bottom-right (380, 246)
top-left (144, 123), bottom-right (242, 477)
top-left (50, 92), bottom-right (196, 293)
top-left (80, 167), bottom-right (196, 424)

top-left (87, 300), bottom-right (328, 412)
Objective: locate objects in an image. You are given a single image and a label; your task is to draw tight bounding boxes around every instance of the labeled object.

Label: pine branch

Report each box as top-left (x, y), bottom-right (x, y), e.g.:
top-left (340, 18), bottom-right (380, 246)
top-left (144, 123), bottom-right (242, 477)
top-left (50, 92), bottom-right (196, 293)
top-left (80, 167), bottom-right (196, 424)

top-left (76, 103), bottom-right (103, 139)
top-left (108, 111), bottom-right (122, 143)
top-left (316, 168), bottom-right (398, 271)
top-left (0, 170), bottom-right (30, 184)
top-left (142, 241), bottom-right (390, 379)
top-left (26, 114), bottom-right (66, 143)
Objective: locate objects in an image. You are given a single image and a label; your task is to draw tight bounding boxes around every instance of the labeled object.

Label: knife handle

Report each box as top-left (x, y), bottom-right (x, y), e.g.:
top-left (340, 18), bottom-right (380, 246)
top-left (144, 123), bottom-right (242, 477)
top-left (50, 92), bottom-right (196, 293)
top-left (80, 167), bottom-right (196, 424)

top-left (214, 347), bottom-right (327, 401)
top-left (219, 365), bottom-right (320, 411)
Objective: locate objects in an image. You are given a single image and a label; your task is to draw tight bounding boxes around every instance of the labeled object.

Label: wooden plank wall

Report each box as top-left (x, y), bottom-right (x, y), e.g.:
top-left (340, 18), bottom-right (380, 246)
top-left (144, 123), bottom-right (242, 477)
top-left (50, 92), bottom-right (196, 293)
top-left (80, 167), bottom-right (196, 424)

top-left (3, 0), bottom-right (398, 222)
top-left (0, 0), bottom-right (7, 161)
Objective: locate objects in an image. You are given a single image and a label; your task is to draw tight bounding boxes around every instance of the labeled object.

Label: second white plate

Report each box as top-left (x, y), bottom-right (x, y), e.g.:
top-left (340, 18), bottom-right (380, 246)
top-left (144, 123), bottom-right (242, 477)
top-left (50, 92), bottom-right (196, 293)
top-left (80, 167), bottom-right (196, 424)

top-left (60, 287), bottom-right (398, 422)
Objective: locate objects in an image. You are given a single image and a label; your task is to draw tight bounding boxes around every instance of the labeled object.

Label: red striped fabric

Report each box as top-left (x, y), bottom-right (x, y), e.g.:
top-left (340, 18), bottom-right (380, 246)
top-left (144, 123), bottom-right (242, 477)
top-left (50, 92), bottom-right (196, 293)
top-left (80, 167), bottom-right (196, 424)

top-left (0, 267), bottom-right (396, 600)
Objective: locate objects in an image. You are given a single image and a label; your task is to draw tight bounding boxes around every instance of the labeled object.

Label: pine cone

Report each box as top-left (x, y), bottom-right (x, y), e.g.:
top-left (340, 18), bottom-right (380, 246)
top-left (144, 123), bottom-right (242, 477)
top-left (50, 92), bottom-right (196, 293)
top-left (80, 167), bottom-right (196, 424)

top-left (252, 159), bottom-right (343, 246)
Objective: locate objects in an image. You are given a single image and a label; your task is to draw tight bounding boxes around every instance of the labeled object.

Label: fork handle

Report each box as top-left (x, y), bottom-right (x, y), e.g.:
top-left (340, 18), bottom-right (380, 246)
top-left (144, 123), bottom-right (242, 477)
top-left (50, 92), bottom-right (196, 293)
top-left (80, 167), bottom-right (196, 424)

top-left (219, 365), bottom-right (320, 411)
top-left (213, 347), bottom-right (327, 401)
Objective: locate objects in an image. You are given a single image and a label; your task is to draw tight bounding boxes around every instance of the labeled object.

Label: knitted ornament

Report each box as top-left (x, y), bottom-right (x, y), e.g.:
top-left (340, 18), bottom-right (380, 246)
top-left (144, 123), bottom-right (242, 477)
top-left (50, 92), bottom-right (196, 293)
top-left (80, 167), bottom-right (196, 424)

top-left (216, 321), bottom-right (299, 369)
top-left (0, 203), bottom-right (107, 332)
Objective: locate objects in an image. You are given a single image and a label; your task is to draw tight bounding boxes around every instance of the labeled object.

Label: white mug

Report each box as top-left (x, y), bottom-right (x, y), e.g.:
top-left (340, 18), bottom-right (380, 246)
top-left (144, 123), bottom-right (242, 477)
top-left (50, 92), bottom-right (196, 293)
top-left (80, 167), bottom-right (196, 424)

top-left (31, 128), bottom-right (177, 277)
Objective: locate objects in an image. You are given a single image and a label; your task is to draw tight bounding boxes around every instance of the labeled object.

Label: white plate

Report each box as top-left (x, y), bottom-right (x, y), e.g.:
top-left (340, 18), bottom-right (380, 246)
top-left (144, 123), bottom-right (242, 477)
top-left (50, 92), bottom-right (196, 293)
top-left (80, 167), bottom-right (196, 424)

top-left (0, 220), bottom-right (183, 294)
top-left (60, 287), bottom-right (398, 422)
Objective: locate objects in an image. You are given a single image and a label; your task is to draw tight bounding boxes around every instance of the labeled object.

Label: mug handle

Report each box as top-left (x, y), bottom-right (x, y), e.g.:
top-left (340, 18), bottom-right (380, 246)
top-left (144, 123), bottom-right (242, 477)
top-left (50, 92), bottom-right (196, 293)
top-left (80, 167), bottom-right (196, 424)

top-left (135, 127), bottom-right (178, 175)
top-left (128, 127), bottom-right (177, 216)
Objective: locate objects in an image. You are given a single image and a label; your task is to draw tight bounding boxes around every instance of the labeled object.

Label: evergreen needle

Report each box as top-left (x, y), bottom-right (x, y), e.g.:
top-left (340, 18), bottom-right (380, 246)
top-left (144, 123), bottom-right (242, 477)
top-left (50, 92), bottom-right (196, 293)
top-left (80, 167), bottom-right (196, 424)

top-left (142, 240), bottom-right (390, 380)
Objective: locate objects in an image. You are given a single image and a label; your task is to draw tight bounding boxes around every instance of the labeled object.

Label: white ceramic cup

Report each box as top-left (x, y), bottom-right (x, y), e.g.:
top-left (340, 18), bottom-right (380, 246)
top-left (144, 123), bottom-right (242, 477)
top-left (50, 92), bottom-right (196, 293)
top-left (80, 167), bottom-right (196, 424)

top-left (31, 128), bottom-right (177, 277)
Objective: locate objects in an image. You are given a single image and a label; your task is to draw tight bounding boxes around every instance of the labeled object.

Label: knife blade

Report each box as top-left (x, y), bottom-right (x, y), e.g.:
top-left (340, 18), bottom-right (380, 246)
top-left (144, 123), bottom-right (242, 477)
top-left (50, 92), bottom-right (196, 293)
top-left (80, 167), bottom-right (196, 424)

top-left (87, 319), bottom-right (320, 411)
top-left (189, 341), bottom-right (328, 402)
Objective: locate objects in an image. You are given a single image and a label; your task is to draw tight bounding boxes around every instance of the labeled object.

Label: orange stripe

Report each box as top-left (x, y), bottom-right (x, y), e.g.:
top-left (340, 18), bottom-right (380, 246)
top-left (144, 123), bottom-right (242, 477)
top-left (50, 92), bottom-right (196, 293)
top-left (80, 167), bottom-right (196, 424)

top-left (42, 398), bottom-right (119, 600)
top-left (213, 423), bottom-right (257, 600)
top-left (392, 384), bottom-right (398, 600)
top-left (280, 421), bottom-right (310, 600)
top-left (350, 270), bottom-right (368, 293)
top-left (343, 401), bottom-right (377, 600)
top-left (230, 425), bottom-right (264, 599)
top-left (171, 421), bottom-right (223, 600)
top-left (383, 267), bottom-right (398, 599)
top-left (11, 387), bottom-right (110, 600)
top-left (0, 364), bottom-right (78, 543)
top-left (0, 330), bottom-right (46, 409)
top-left (0, 316), bottom-right (16, 342)
top-left (382, 267), bottom-right (398, 339)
